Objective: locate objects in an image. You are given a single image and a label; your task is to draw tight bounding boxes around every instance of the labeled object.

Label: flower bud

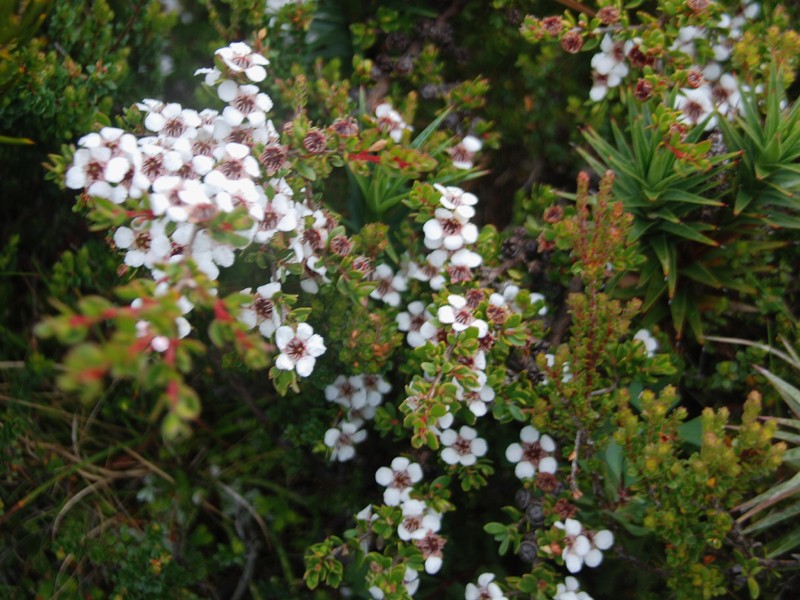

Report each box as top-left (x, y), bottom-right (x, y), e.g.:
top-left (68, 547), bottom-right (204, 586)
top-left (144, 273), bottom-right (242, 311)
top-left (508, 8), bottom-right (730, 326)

top-left (518, 536), bottom-right (539, 563)
top-left (687, 0), bottom-right (711, 13)
top-left (597, 7), bottom-right (620, 25)
top-left (561, 30), bottom-right (584, 54)
top-left (303, 129), bottom-right (328, 154)
top-left (634, 78), bottom-right (654, 101)
top-left (686, 70), bottom-right (705, 89)
top-left (541, 16), bottom-right (563, 36)
top-left (515, 488), bottom-right (533, 509)
top-left (526, 502), bottom-right (545, 527)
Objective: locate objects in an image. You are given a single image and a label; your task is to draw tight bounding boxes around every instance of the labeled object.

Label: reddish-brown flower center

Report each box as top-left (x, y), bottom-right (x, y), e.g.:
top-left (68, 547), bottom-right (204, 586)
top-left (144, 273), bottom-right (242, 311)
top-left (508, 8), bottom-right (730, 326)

top-left (254, 297), bottom-right (274, 319)
top-left (285, 337), bottom-right (306, 360)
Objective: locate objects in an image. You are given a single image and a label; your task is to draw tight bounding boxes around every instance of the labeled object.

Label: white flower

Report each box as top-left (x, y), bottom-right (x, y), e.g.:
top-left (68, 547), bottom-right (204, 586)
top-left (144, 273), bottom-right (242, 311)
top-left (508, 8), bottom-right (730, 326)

top-left (437, 294), bottom-right (488, 338)
top-left (555, 518), bottom-right (592, 573)
top-left (448, 135), bottom-right (482, 170)
top-left (423, 207), bottom-right (478, 251)
top-left (215, 42), bottom-right (270, 83)
top-left (555, 520), bottom-right (614, 573)
top-left (113, 219), bottom-right (171, 269)
top-left (254, 191), bottom-right (299, 242)
top-left (633, 328), bottom-right (658, 357)
top-left (403, 567), bottom-right (420, 596)
top-left (454, 377), bottom-right (495, 418)
top-left (711, 73), bottom-right (743, 117)
top-left (368, 566), bottom-right (420, 599)
top-left (584, 528), bottom-right (614, 568)
top-left (195, 67), bottom-right (222, 86)
top-left (266, 0), bottom-right (303, 13)
top-left (450, 247), bottom-right (482, 269)
top-left (299, 255), bottom-right (330, 294)
top-left (554, 576), bottom-right (594, 600)
top-left (142, 102), bottom-right (201, 139)
top-left (325, 375), bottom-right (368, 410)
top-left (239, 282), bottom-right (282, 338)
top-left (355, 503), bottom-right (377, 524)
top-left (66, 127), bottom-right (139, 202)
top-left (465, 572), bottom-right (507, 600)
top-left (206, 141), bottom-right (260, 184)
top-left (505, 426), bottom-right (557, 479)
top-left (370, 263), bottom-right (407, 307)
top-left (489, 284), bottom-right (522, 312)
top-left (408, 253), bottom-right (447, 290)
top-left (274, 323), bottom-right (326, 376)
top-left (375, 102), bottom-right (411, 142)
top-left (375, 456), bottom-right (423, 506)
top-left (440, 425), bottom-right (488, 466)
top-left (362, 374), bottom-right (392, 406)
top-left (324, 420), bottom-right (366, 462)
top-left (589, 35), bottom-right (632, 100)
top-left (433, 183), bottom-right (478, 220)
top-left (217, 80), bottom-right (274, 127)
top-left (415, 530), bottom-right (446, 574)
top-left (396, 301), bottom-right (435, 348)
top-left (675, 86), bottom-right (717, 130)
top-left (397, 499), bottom-right (441, 541)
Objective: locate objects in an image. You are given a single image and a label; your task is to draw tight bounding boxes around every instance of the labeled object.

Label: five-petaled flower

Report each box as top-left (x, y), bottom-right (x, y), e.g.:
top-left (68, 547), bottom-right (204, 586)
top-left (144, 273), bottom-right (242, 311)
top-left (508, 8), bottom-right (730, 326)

top-left (215, 42), bottom-right (270, 82)
top-left (465, 572), bottom-right (508, 600)
top-left (375, 456), bottom-right (423, 505)
top-left (274, 323), bottom-right (326, 376)
top-left (506, 426), bottom-right (558, 479)
top-left (440, 425), bottom-right (488, 466)
top-left (437, 294), bottom-right (489, 338)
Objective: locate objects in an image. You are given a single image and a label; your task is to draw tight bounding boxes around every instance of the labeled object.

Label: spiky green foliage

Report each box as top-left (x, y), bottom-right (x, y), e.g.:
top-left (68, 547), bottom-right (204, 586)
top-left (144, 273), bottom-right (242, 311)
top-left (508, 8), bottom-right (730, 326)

top-left (580, 90), bottom-right (797, 340)
top-left (580, 97), bottom-right (741, 338)
top-left (717, 69), bottom-right (800, 228)
top-left (707, 334), bottom-right (800, 559)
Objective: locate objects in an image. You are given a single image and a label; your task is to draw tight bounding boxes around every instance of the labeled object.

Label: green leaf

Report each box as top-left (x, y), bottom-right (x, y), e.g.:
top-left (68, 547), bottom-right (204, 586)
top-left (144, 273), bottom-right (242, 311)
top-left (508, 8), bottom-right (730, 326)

top-left (743, 499), bottom-right (800, 535)
top-left (678, 415), bottom-right (702, 446)
top-left (0, 134), bottom-right (34, 145)
top-left (747, 576), bottom-right (760, 599)
top-left (410, 107), bottom-right (451, 150)
top-left (736, 471), bottom-right (800, 517)
top-left (295, 161), bottom-right (317, 181)
top-left (659, 221), bottom-right (718, 246)
top-left (483, 522), bottom-right (506, 535)
top-left (766, 525), bottom-right (800, 558)
top-left (604, 439), bottom-right (624, 489)
top-left (754, 366), bottom-right (800, 419)
top-left (669, 289), bottom-right (688, 337)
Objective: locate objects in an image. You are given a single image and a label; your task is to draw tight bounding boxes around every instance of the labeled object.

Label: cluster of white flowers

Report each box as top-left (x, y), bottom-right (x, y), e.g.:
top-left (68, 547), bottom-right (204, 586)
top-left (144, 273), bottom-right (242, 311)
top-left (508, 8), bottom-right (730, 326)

top-left (323, 374), bottom-right (392, 461)
top-left (554, 518), bottom-right (614, 573)
top-left (672, 1), bottom-right (761, 128)
top-left (358, 456), bottom-right (447, 594)
top-left (587, 1), bottom-right (762, 129)
top-left (66, 42), bottom-right (340, 376)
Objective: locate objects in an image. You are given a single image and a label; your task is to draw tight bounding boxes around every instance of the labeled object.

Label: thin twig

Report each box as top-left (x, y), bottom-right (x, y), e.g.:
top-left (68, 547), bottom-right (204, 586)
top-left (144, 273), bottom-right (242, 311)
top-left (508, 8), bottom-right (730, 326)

top-left (555, 0), bottom-right (597, 18)
top-left (52, 482), bottom-right (104, 540)
top-left (0, 361), bottom-right (25, 369)
top-left (570, 429), bottom-right (583, 499)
